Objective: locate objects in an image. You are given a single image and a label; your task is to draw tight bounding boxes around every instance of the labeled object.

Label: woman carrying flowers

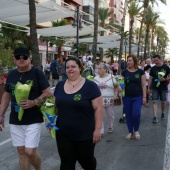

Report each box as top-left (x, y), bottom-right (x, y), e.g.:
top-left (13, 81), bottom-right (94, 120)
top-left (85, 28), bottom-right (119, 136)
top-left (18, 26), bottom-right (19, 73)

top-left (122, 55), bottom-right (146, 140)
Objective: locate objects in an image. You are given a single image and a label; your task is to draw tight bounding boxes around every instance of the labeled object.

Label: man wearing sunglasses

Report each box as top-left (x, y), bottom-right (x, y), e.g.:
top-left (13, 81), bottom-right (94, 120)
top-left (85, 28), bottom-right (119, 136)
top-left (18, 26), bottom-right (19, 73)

top-left (0, 46), bottom-right (52, 170)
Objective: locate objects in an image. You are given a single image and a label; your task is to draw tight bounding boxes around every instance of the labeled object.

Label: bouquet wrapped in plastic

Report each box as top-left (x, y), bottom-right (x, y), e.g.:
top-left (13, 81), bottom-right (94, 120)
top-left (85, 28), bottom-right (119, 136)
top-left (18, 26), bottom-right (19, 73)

top-left (155, 72), bottom-right (165, 87)
top-left (115, 76), bottom-right (125, 96)
top-left (14, 80), bottom-right (33, 121)
top-left (86, 75), bottom-right (94, 81)
top-left (40, 96), bottom-right (59, 138)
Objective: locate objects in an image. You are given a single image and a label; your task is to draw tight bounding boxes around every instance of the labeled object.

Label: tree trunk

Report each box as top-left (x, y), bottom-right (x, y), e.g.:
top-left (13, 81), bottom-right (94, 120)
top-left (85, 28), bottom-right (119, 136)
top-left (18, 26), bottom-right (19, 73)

top-left (92, 0), bottom-right (99, 63)
top-left (137, 0), bottom-right (150, 59)
top-left (29, 0), bottom-right (40, 68)
top-left (118, 0), bottom-right (128, 69)
top-left (144, 26), bottom-right (150, 59)
top-left (129, 20), bottom-right (134, 56)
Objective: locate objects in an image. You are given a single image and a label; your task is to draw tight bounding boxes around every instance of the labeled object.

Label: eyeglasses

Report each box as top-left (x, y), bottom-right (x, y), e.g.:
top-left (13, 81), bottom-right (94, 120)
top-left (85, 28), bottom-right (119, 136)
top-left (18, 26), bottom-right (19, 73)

top-left (15, 55), bottom-right (29, 60)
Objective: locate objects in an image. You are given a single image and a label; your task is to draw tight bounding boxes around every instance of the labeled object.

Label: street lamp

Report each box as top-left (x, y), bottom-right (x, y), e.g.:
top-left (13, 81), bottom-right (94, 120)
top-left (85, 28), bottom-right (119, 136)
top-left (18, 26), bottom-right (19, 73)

top-left (72, 6), bottom-right (83, 58)
top-left (124, 40), bottom-right (128, 62)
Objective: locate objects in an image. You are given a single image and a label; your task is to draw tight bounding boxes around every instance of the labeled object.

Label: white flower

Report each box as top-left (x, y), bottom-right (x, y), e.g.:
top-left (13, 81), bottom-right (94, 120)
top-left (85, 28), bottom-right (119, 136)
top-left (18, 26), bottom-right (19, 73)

top-left (45, 102), bottom-right (54, 107)
top-left (158, 72), bottom-right (165, 77)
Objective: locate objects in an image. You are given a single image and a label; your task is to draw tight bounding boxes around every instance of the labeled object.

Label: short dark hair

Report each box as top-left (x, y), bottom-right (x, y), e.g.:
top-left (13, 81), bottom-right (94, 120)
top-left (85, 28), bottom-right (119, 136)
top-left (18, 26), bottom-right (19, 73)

top-left (144, 65), bottom-right (151, 71)
top-left (65, 56), bottom-right (84, 74)
top-left (153, 55), bottom-right (161, 59)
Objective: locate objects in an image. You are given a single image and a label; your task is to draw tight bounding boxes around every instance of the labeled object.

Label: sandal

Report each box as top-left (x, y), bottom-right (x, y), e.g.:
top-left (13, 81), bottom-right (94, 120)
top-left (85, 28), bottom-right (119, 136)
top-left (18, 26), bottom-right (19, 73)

top-left (135, 131), bottom-right (140, 140)
top-left (108, 128), bottom-right (113, 133)
top-left (126, 133), bottom-right (133, 140)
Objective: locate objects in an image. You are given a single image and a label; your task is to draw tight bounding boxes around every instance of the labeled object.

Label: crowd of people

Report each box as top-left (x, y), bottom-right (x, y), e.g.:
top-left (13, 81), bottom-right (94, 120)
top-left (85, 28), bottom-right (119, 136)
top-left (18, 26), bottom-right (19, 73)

top-left (0, 46), bottom-right (170, 170)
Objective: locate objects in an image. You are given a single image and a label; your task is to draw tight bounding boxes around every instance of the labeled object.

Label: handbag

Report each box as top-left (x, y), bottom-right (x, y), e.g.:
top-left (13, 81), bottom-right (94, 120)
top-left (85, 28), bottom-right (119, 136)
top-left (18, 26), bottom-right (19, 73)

top-left (114, 93), bottom-right (122, 106)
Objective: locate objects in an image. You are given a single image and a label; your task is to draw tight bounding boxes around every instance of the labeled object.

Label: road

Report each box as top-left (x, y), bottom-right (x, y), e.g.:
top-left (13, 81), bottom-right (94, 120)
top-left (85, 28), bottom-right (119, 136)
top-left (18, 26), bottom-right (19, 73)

top-left (0, 98), bottom-right (169, 170)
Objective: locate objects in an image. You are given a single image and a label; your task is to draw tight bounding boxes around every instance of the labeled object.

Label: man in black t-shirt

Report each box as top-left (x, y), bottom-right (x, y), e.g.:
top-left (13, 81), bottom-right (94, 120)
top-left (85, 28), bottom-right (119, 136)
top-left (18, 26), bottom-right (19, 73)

top-left (148, 55), bottom-right (170, 123)
top-left (0, 46), bottom-right (52, 170)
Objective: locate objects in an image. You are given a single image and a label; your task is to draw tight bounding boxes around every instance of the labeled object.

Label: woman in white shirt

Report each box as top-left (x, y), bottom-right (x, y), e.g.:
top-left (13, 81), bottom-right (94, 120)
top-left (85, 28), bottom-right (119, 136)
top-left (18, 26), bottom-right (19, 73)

top-left (144, 65), bottom-right (151, 107)
top-left (94, 63), bottom-right (119, 134)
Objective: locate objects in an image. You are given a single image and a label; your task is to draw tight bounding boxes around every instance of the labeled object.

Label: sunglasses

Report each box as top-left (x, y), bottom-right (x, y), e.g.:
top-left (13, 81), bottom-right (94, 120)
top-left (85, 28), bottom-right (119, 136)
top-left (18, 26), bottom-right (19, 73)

top-left (15, 55), bottom-right (29, 60)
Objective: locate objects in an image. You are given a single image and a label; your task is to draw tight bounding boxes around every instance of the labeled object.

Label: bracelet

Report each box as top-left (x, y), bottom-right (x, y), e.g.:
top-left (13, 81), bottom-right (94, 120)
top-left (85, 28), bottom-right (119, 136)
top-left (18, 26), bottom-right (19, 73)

top-left (143, 97), bottom-right (146, 98)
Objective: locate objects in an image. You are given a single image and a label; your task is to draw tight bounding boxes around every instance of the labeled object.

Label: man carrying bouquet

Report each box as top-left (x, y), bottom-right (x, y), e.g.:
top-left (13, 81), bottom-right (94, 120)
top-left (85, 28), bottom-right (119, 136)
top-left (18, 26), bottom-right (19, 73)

top-left (0, 46), bottom-right (52, 170)
top-left (148, 55), bottom-right (170, 123)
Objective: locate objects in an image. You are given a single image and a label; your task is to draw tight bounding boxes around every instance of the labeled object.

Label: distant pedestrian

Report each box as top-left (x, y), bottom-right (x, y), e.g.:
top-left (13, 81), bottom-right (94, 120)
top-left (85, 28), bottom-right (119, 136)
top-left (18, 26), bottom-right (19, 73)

top-left (122, 55), bottom-right (146, 140)
top-left (61, 58), bottom-right (67, 81)
top-left (94, 63), bottom-right (119, 134)
top-left (148, 55), bottom-right (170, 123)
top-left (51, 57), bottom-right (60, 87)
top-left (44, 60), bottom-right (51, 80)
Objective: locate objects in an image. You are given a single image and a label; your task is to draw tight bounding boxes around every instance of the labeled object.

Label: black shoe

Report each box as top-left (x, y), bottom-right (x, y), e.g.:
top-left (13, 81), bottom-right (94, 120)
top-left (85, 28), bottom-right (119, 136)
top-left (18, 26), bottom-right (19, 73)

top-left (161, 113), bottom-right (165, 120)
top-left (152, 117), bottom-right (158, 123)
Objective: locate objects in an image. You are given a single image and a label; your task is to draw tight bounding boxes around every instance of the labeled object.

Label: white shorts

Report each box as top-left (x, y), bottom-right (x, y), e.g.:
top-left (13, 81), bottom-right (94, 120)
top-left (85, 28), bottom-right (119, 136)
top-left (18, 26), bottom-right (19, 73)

top-left (10, 123), bottom-right (41, 148)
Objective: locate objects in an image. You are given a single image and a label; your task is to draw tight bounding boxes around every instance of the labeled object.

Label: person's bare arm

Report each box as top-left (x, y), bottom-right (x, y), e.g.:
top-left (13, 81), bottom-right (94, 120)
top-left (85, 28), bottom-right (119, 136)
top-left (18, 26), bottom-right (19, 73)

top-left (20, 87), bottom-right (53, 109)
top-left (0, 92), bottom-right (11, 131)
top-left (141, 74), bottom-right (146, 104)
top-left (92, 96), bottom-right (104, 144)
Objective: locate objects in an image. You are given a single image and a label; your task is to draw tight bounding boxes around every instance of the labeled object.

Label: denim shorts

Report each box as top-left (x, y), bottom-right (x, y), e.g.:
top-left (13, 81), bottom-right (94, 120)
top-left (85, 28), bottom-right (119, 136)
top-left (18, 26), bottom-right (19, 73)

top-left (152, 88), bottom-right (167, 102)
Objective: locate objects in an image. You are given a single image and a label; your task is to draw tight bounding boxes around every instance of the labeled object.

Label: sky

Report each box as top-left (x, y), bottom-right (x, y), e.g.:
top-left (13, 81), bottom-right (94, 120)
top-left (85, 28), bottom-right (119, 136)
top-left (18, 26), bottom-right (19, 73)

top-left (155, 1), bottom-right (170, 57)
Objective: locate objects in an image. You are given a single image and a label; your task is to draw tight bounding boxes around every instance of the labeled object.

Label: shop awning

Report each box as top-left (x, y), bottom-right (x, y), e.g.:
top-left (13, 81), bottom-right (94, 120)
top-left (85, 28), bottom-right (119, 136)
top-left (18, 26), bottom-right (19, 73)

top-left (36, 25), bottom-right (105, 37)
top-left (0, 0), bottom-right (74, 26)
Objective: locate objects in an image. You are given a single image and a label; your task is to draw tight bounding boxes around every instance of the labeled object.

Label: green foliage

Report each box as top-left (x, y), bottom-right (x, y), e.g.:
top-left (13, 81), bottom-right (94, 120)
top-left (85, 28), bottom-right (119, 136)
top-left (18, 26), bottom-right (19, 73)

top-left (105, 48), bottom-right (119, 63)
top-left (0, 22), bottom-right (30, 50)
top-left (0, 44), bottom-right (15, 73)
top-left (72, 43), bottom-right (87, 56)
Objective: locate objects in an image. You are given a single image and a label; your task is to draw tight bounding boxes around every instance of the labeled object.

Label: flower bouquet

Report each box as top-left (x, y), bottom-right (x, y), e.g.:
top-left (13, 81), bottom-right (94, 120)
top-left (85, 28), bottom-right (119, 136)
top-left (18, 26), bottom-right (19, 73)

top-left (86, 75), bottom-right (94, 81)
top-left (115, 76), bottom-right (125, 96)
top-left (40, 96), bottom-right (59, 138)
top-left (155, 72), bottom-right (165, 87)
top-left (14, 80), bottom-right (33, 121)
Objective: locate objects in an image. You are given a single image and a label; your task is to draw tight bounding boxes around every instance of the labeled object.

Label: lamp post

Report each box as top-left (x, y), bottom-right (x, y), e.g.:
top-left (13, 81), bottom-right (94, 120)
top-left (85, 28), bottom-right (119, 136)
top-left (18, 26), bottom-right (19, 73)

top-left (124, 40), bottom-right (128, 62)
top-left (72, 6), bottom-right (83, 58)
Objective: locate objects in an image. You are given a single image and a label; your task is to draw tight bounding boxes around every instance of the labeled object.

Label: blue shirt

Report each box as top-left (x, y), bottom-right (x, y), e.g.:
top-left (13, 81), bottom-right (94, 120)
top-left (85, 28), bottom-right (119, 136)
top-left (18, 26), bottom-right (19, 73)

top-left (54, 79), bottom-right (101, 141)
top-left (122, 69), bottom-right (144, 97)
top-left (51, 60), bottom-right (60, 74)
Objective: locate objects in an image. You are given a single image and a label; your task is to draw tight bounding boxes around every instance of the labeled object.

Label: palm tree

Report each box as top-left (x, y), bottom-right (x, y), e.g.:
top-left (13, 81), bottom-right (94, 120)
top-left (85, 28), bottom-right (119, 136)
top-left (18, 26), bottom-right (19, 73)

top-left (93, 0), bottom-right (99, 63)
top-left (127, 0), bottom-right (142, 55)
top-left (118, 0), bottom-right (129, 66)
top-left (143, 6), bottom-right (159, 58)
top-left (105, 48), bottom-right (119, 63)
top-left (52, 20), bottom-right (68, 64)
top-left (137, 0), bottom-right (166, 58)
top-left (28, 0), bottom-right (40, 68)
top-left (98, 8), bottom-right (113, 36)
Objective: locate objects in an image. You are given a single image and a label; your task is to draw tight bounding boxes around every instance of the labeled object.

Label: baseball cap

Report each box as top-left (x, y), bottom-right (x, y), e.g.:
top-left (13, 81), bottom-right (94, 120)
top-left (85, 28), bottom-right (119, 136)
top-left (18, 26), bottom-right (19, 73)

top-left (14, 46), bottom-right (30, 57)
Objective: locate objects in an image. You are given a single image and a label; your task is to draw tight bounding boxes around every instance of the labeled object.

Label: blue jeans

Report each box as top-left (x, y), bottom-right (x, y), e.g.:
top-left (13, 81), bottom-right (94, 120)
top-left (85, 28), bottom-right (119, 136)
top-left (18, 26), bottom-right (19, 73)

top-left (123, 96), bottom-right (143, 133)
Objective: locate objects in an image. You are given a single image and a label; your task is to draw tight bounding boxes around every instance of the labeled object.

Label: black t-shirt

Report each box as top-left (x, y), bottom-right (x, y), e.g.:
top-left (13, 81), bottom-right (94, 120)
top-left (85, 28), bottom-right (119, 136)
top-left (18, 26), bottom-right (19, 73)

top-left (150, 64), bottom-right (170, 90)
top-left (5, 67), bottom-right (50, 125)
top-left (122, 69), bottom-right (145, 97)
top-left (54, 79), bottom-right (101, 141)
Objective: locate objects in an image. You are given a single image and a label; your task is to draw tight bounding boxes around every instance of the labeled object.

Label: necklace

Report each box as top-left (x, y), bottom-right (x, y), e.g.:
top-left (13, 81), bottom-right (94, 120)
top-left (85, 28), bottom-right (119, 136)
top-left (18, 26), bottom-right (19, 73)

top-left (19, 72), bottom-right (24, 80)
top-left (68, 78), bottom-right (82, 88)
